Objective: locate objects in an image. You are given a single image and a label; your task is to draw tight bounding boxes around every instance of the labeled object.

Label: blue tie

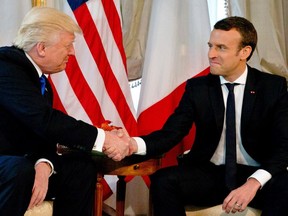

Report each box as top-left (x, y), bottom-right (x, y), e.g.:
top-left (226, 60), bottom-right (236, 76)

top-left (225, 83), bottom-right (238, 190)
top-left (39, 75), bottom-right (46, 95)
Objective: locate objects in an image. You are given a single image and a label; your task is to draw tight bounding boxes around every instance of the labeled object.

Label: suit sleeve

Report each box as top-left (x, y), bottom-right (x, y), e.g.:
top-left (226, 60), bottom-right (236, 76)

top-left (141, 80), bottom-right (195, 157)
top-left (263, 76), bottom-right (288, 176)
top-left (0, 56), bottom-right (98, 153)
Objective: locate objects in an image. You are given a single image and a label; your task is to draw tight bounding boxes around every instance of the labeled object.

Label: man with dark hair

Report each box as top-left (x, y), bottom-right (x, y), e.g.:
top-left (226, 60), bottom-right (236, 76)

top-left (129, 16), bottom-right (288, 215)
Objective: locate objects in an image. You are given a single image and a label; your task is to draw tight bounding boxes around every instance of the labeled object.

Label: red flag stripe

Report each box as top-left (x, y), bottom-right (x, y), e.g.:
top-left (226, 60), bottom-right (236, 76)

top-left (50, 72), bottom-right (93, 122)
top-left (85, 1), bottom-right (136, 126)
top-left (138, 67), bottom-right (210, 134)
top-left (64, 55), bottom-right (105, 125)
top-left (49, 78), bottom-right (68, 115)
top-left (138, 67), bottom-right (210, 168)
top-left (101, 0), bottom-right (127, 72)
top-left (73, 3), bottom-right (137, 134)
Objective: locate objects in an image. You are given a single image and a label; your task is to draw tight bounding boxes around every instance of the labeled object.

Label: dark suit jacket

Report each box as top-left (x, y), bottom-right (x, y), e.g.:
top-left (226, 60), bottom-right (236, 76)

top-left (0, 46), bottom-right (98, 170)
top-left (142, 66), bottom-right (288, 177)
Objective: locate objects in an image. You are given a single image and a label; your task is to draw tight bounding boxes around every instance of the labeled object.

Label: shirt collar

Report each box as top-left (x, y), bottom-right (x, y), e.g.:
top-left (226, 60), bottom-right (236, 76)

top-left (25, 52), bottom-right (45, 78)
top-left (220, 66), bottom-right (248, 85)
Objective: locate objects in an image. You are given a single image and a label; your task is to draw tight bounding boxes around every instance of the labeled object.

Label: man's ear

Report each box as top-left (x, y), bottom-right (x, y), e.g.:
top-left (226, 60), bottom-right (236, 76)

top-left (36, 42), bottom-right (46, 57)
top-left (240, 45), bottom-right (252, 60)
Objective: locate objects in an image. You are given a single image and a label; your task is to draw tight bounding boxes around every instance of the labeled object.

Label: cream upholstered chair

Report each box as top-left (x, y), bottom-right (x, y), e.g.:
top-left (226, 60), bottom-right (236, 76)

top-left (185, 205), bottom-right (261, 216)
top-left (24, 201), bottom-right (53, 216)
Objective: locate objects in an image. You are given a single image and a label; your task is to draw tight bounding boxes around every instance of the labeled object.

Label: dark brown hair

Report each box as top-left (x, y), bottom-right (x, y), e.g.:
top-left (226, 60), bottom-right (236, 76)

top-left (214, 16), bottom-right (257, 61)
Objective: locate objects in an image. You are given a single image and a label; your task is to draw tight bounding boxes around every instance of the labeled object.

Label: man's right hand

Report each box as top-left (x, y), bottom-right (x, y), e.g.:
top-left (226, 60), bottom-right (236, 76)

top-left (103, 130), bottom-right (130, 161)
top-left (112, 128), bottom-right (138, 155)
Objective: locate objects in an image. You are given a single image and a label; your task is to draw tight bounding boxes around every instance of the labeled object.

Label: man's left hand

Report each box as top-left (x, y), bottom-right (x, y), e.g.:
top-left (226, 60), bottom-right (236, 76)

top-left (27, 162), bottom-right (51, 210)
top-left (222, 178), bottom-right (261, 213)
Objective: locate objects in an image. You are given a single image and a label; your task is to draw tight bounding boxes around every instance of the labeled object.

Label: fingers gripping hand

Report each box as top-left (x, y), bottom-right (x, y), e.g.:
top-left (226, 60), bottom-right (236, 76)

top-left (104, 146), bottom-right (124, 161)
top-left (114, 129), bottom-right (136, 156)
top-left (103, 130), bottom-right (130, 161)
top-left (114, 128), bottom-right (129, 138)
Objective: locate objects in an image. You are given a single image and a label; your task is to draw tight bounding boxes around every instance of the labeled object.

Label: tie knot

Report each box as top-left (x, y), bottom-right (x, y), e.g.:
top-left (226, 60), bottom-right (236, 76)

top-left (225, 83), bottom-right (238, 92)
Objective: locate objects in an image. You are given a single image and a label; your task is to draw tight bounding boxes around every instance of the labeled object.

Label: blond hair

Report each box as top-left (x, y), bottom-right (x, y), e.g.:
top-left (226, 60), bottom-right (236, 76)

top-left (13, 7), bottom-right (82, 52)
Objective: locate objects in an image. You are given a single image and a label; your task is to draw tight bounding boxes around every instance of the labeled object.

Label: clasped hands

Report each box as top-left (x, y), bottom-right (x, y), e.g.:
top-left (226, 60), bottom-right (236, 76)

top-left (103, 128), bottom-right (137, 161)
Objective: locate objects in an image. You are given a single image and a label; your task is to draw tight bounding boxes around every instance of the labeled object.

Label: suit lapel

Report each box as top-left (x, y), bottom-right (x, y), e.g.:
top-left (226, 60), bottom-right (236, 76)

top-left (208, 74), bottom-right (225, 134)
top-left (241, 67), bottom-right (257, 130)
top-left (207, 68), bottom-right (257, 135)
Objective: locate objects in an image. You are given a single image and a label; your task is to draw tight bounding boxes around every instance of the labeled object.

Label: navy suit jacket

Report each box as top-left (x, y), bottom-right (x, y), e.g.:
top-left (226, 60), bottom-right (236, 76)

top-left (0, 46), bottom-right (98, 170)
top-left (142, 66), bottom-right (288, 177)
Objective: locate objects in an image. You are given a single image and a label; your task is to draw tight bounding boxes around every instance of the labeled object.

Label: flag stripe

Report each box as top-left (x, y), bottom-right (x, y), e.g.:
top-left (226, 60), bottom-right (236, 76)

top-left (49, 77), bottom-right (68, 115)
top-left (64, 55), bottom-right (105, 125)
top-left (85, 2), bottom-right (136, 123)
top-left (72, 3), bottom-right (137, 134)
top-left (138, 67), bottom-right (210, 134)
top-left (65, 7), bottom-right (123, 126)
top-left (138, 66), bottom-right (210, 168)
top-left (101, 0), bottom-right (127, 72)
top-left (51, 70), bottom-right (93, 124)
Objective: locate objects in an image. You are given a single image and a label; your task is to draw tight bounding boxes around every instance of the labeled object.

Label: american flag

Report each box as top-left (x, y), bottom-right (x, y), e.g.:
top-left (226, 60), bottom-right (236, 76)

top-left (49, 0), bottom-right (137, 200)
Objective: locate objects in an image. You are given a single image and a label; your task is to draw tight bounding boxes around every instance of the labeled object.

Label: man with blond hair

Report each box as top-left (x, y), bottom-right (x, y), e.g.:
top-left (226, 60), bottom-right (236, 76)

top-left (0, 7), bottom-right (130, 216)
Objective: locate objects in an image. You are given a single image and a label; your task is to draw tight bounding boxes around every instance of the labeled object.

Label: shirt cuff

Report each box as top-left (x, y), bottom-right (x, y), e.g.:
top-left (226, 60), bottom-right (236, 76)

top-left (133, 137), bottom-right (146, 155)
top-left (35, 159), bottom-right (55, 177)
top-left (92, 128), bottom-right (105, 152)
top-left (248, 169), bottom-right (272, 188)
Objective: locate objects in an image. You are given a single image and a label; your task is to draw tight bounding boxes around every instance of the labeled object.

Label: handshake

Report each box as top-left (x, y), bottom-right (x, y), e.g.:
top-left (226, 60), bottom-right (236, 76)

top-left (100, 121), bottom-right (137, 161)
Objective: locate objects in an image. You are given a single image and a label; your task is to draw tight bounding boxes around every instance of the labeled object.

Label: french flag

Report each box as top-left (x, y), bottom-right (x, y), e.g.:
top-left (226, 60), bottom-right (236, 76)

top-left (137, 0), bottom-right (211, 168)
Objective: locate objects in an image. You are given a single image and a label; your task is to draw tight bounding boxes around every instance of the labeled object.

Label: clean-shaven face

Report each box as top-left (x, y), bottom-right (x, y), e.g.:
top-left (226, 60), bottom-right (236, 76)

top-left (41, 31), bottom-right (75, 74)
top-left (208, 28), bottom-right (247, 82)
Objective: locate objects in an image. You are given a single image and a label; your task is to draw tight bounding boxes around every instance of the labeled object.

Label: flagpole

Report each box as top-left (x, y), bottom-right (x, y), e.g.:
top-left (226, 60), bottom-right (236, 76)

top-left (32, 0), bottom-right (46, 7)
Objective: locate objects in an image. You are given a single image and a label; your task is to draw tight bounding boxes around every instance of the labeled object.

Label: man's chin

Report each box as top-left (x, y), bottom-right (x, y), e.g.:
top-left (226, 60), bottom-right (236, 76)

top-left (210, 70), bottom-right (219, 76)
top-left (49, 68), bottom-right (66, 74)
top-left (57, 65), bottom-right (67, 72)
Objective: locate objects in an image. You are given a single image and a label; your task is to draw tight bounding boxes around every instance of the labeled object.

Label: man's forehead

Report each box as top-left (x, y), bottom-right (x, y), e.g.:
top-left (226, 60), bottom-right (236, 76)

top-left (53, 31), bottom-right (75, 44)
top-left (209, 29), bottom-right (241, 43)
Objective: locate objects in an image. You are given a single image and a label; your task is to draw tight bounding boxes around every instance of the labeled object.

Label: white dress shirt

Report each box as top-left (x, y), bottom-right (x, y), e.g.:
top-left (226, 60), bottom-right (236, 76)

top-left (211, 67), bottom-right (271, 187)
top-left (134, 67), bottom-right (271, 187)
